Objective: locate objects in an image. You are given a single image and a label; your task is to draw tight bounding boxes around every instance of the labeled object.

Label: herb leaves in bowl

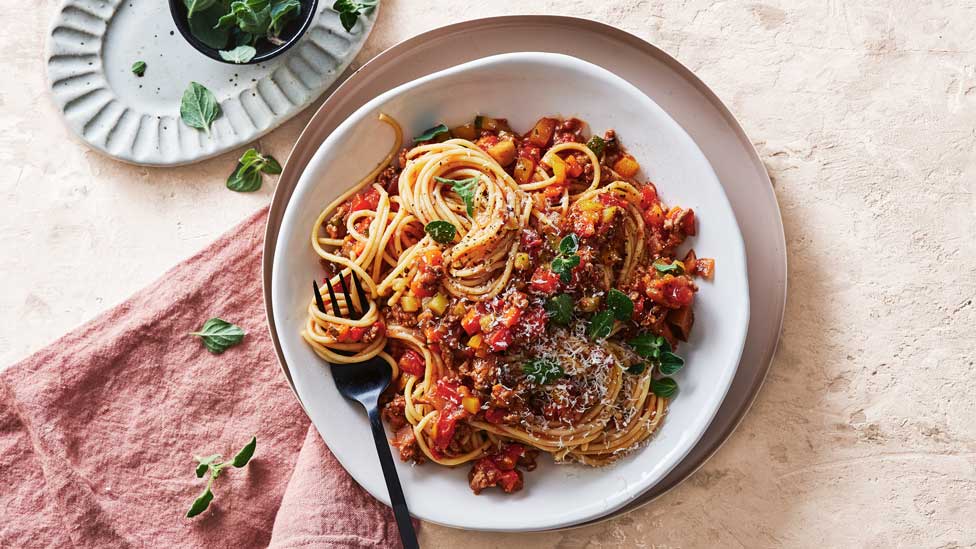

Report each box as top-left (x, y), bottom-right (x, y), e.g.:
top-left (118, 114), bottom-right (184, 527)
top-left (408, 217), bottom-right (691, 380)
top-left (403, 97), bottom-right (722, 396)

top-left (172, 0), bottom-right (315, 64)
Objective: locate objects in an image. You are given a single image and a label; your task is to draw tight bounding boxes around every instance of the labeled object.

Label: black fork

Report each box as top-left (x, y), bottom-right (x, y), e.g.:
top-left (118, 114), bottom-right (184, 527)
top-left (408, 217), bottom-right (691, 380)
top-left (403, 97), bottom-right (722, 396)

top-left (314, 274), bottom-right (419, 549)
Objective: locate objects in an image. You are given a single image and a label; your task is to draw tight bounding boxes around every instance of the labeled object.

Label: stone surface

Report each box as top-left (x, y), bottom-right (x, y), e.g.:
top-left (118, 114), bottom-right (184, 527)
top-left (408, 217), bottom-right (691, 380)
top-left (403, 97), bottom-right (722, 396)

top-left (3, 1), bottom-right (974, 547)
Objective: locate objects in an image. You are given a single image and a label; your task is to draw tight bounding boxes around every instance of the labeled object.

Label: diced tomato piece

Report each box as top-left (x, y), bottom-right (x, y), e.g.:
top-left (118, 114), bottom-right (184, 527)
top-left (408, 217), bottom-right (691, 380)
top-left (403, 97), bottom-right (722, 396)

top-left (649, 274), bottom-right (696, 308)
top-left (499, 306), bottom-right (522, 328)
top-left (643, 204), bottom-right (664, 231)
top-left (640, 183), bottom-right (659, 209)
top-left (514, 307), bottom-right (548, 339)
top-left (349, 187), bottom-right (380, 212)
top-left (461, 308), bottom-right (482, 335)
top-left (565, 155), bottom-right (584, 178)
top-left (484, 407), bottom-right (506, 424)
top-left (497, 470), bottom-right (522, 492)
top-left (423, 325), bottom-right (443, 343)
top-left (422, 248), bottom-right (443, 268)
top-left (336, 325), bottom-right (365, 343)
top-left (597, 192), bottom-right (627, 209)
top-left (543, 182), bottom-right (566, 201)
top-left (485, 327), bottom-right (513, 352)
top-left (681, 208), bottom-right (697, 236)
top-left (520, 229), bottom-right (544, 252)
top-left (528, 266), bottom-right (560, 295)
top-left (410, 279), bottom-right (433, 298)
top-left (398, 349), bottom-right (425, 377)
top-left (432, 379), bottom-right (463, 406)
top-left (696, 258), bottom-right (715, 279)
top-left (433, 405), bottom-right (467, 453)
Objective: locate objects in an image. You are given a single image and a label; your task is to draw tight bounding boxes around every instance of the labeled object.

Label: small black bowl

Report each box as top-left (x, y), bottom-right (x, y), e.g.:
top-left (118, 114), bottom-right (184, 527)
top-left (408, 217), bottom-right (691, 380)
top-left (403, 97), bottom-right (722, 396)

top-left (170, 0), bottom-right (319, 65)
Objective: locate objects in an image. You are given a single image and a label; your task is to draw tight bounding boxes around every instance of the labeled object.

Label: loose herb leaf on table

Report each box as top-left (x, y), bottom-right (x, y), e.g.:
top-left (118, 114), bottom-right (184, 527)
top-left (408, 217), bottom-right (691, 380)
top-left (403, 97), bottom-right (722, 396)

top-left (180, 82), bottom-right (221, 135)
top-left (190, 318), bottom-right (246, 354)
top-left (226, 148), bottom-right (282, 192)
top-left (131, 61), bottom-right (146, 77)
top-left (186, 436), bottom-right (257, 518)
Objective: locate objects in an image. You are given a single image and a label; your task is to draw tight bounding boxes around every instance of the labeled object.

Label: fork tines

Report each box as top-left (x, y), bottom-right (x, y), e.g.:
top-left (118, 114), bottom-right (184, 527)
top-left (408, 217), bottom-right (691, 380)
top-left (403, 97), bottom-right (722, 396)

top-left (314, 270), bottom-right (370, 320)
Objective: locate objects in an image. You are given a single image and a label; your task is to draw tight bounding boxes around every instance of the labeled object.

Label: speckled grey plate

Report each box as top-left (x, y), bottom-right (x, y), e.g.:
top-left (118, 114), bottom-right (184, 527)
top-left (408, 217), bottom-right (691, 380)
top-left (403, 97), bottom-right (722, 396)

top-left (45, 0), bottom-right (377, 166)
top-left (263, 16), bottom-right (787, 530)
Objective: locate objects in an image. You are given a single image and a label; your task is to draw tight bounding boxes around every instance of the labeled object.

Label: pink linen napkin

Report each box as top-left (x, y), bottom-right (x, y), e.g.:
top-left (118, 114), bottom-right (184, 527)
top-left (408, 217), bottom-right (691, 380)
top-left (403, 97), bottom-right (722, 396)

top-left (0, 208), bottom-right (407, 548)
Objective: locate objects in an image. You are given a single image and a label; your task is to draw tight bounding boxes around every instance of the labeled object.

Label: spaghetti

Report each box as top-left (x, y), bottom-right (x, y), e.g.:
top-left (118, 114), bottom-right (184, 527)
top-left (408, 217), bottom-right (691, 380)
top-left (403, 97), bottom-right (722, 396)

top-left (302, 114), bottom-right (714, 494)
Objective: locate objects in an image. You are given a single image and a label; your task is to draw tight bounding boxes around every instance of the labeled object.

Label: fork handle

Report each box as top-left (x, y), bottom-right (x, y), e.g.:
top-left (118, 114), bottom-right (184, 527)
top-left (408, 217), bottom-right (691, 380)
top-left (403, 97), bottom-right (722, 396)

top-left (367, 406), bottom-right (420, 549)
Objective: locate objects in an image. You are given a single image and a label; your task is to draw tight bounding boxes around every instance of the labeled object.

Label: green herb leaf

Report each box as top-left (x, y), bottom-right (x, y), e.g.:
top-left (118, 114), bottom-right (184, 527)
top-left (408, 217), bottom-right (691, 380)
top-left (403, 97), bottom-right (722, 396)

top-left (586, 135), bottom-right (606, 157)
top-left (180, 82), bottom-right (221, 135)
top-left (227, 167), bottom-right (262, 192)
top-left (627, 333), bottom-right (666, 359)
top-left (184, 0), bottom-right (217, 18)
top-left (190, 318), bottom-right (246, 354)
top-left (333, 0), bottom-right (376, 32)
top-left (186, 487), bottom-right (214, 518)
top-left (654, 261), bottom-right (684, 275)
top-left (232, 436), bottom-right (257, 467)
top-left (413, 123), bottom-right (450, 143)
top-left (269, 0), bottom-right (301, 36)
top-left (522, 358), bottom-right (564, 385)
top-left (659, 352), bottom-right (685, 376)
top-left (188, 4), bottom-right (231, 49)
top-left (606, 289), bottom-right (634, 321)
top-left (131, 61), bottom-right (146, 77)
top-left (625, 362), bottom-right (647, 375)
top-left (226, 148), bottom-right (281, 192)
top-left (587, 309), bottom-right (615, 340)
top-left (651, 377), bottom-right (679, 398)
top-left (551, 254), bottom-right (581, 283)
top-left (544, 294), bottom-right (573, 325)
top-left (559, 233), bottom-right (579, 255)
top-left (435, 176), bottom-right (479, 216)
top-left (219, 45), bottom-right (257, 63)
top-left (424, 220), bottom-right (457, 244)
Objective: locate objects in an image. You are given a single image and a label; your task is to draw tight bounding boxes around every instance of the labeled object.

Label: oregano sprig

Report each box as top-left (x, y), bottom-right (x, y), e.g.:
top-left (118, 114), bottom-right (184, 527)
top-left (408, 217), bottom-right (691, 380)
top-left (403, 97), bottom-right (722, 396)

top-left (186, 436), bottom-right (257, 518)
top-left (587, 288), bottom-right (634, 340)
top-left (226, 148), bottom-right (282, 192)
top-left (550, 233), bottom-right (580, 284)
top-left (626, 333), bottom-right (685, 397)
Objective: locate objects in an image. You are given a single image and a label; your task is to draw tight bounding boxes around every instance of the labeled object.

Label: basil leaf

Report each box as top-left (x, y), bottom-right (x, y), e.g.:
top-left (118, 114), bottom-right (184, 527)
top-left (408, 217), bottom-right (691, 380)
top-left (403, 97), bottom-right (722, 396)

top-left (232, 436), bottom-right (257, 467)
top-left (654, 261), bottom-right (684, 275)
top-left (219, 45), bottom-right (256, 63)
top-left (180, 82), bottom-right (221, 135)
top-left (414, 123), bottom-right (450, 142)
top-left (625, 362), bottom-right (647, 375)
top-left (425, 221), bottom-right (457, 244)
top-left (131, 61), bottom-right (146, 77)
top-left (435, 176), bottom-right (479, 216)
top-left (189, 4), bottom-right (230, 49)
top-left (190, 318), bottom-right (246, 354)
top-left (659, 352), bottom-right (685, 376)
top-left (184, 0), bottom-right (217, 18)
top-left (651, 377), bottom-right (679, 398)
top-left (587, 310), bottom-right (615, 340)
top-left (522, 358), bottom-right (564, 385)
top-left (606, 289), bottom-right (633, 321)
top-left (269, 0), bottom-right (301, 36)
top-left (586, 135), bottom-right (606, 157)
top-left (186, 487), bottom-right (214, 518)
top-left (544, 294), bottom-right (573, 325)
top-left (559, 233), bottom-right (579, 255)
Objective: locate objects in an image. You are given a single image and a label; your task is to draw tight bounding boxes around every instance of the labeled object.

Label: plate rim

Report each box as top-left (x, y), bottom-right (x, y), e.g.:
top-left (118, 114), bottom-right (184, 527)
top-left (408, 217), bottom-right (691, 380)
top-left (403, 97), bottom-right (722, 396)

top-left (262, 14), bottom-right (787, 530)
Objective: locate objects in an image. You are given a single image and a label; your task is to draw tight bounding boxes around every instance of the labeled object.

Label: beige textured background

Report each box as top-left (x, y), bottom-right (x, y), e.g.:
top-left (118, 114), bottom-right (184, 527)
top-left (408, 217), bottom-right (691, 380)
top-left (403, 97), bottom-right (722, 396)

top-left (3, 1), bottom-right (975, 547)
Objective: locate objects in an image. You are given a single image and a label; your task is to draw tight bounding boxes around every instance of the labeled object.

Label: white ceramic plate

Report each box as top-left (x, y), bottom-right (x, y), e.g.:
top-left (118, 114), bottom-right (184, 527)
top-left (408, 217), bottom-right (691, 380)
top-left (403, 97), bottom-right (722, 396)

top-left (271, 52), bottom-right (750, 531)
top-left (45, 0), bottom-right (377, 166)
